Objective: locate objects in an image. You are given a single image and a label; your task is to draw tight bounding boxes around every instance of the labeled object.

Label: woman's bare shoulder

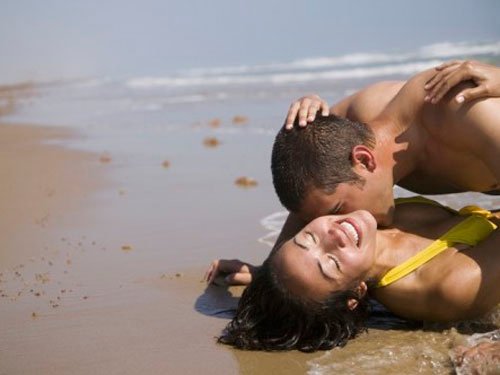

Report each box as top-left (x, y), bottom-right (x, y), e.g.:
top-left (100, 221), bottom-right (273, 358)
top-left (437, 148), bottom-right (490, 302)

top-left (393, 201), bottom-right (455, 231)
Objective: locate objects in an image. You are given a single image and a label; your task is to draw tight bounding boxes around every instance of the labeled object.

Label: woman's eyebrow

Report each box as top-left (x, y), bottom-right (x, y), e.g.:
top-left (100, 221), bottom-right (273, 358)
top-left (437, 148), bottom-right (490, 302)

top-left (293, 236), bottom-right (308, 250)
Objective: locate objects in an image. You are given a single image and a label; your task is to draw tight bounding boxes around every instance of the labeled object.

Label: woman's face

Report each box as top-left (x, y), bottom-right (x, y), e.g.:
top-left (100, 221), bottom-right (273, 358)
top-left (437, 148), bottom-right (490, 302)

top-left (273, 210), bottom-right (377, 302)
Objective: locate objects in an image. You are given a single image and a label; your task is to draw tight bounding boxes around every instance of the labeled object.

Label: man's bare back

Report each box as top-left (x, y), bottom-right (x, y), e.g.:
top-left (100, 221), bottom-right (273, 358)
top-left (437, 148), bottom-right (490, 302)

top-left (331, 72), bottom-right (499, 194)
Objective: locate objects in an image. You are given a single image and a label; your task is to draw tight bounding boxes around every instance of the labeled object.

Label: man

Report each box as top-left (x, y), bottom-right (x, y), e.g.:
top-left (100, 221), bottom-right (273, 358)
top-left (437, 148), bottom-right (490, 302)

top-left (205, 61), bottom-right (500, 285)
top-left (272, 63), bottom-right (499, 246)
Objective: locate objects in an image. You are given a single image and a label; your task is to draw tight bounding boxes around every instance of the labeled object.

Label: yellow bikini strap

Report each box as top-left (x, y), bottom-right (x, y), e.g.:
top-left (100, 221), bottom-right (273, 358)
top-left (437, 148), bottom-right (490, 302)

top-left (458, 205), bottom-right (496, 219)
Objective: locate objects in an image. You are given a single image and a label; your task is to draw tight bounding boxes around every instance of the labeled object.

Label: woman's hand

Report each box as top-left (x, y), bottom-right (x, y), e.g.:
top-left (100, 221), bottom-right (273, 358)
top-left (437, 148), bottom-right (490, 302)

top-left (424, 60), bottom-right (500, 105)
top-left (285, 94), bottom-right (329, 130)
top-left (204, 259), bottom-right (257, 286)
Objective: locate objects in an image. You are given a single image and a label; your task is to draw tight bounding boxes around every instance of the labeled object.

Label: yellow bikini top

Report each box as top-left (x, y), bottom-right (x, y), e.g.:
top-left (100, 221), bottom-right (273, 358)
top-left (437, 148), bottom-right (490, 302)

top-left (375, 196), bottom-right (497, 288)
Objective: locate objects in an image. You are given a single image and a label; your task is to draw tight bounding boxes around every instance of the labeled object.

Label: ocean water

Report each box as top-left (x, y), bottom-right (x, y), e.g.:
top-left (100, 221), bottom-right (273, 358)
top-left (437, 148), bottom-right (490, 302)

top-left (5, 40), bottom-right (500, 136)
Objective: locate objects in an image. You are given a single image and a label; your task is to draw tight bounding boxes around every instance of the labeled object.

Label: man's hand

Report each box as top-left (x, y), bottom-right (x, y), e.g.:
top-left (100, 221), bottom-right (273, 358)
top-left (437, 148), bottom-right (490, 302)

top-left (424, 60), bottom-right (500, 105)
top-left (285, 94), bottom-right (329, 130)
top-left (204, 259), bottom-right (257, 286)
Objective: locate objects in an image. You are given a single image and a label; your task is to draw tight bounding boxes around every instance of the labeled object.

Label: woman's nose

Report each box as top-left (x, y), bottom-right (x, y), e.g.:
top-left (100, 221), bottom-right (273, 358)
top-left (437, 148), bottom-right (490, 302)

top-left (326, 225), bottom-right (347, 248)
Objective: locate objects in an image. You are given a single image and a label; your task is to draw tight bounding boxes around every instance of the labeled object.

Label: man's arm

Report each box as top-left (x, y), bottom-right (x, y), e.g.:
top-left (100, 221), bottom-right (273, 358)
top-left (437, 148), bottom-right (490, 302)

top-left (454, 96), bottom-right (500, 183)
top-left (331, 81), bottom-right (404, 123)
top-left (379, 69), bottom-right (500, 183)
top-left (377, 69), bottom-right (437, 126)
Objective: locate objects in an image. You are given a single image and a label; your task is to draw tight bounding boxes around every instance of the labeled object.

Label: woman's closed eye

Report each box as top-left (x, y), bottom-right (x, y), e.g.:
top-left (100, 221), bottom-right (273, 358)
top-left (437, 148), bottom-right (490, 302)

top-left (304, 231), bottom-right (317, 245)
top-left (327, 254), bottom-right (340, 271)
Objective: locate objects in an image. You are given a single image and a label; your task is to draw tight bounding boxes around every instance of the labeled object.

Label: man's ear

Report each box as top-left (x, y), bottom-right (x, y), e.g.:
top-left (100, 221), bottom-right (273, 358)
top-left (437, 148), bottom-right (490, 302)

top-left (347, 282), bottom-right (368, 311)
top-left (352, 145), bottom-right (376, 172)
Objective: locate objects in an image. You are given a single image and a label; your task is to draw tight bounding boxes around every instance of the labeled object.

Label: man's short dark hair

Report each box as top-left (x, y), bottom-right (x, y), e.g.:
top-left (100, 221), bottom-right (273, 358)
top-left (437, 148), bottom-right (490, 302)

top-left (271, 114), bottom-right (375, 212)
top-left (218, 255), bottom-right (370, 352)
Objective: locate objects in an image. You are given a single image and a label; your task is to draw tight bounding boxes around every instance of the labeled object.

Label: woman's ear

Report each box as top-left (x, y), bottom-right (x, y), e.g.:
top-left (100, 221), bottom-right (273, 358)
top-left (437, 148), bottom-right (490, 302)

top-left (351, 145), bottom-right (376, 172)
top-left (346, 282), bottom-right (368, 311)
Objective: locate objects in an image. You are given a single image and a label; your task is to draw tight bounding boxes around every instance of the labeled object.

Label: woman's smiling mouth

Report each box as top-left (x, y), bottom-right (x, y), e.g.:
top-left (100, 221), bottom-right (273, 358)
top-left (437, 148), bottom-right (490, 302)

top-left (338, 219), bottom-right (361, 246)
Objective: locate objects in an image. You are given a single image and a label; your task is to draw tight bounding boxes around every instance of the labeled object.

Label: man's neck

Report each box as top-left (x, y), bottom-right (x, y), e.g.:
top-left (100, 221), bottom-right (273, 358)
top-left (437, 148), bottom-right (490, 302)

top-left (369, 117), bottom-right (425, 184)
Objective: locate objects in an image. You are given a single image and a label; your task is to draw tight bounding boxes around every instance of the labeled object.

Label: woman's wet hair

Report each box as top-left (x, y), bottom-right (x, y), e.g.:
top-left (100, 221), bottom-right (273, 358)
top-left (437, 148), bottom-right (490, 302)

top-left (218, 255), bottom-right (370, 352)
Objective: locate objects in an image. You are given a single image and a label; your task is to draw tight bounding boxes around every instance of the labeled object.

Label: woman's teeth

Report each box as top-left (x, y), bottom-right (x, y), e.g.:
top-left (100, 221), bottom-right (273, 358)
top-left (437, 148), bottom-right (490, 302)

top-left (340, 221), bottom-right (359, 245)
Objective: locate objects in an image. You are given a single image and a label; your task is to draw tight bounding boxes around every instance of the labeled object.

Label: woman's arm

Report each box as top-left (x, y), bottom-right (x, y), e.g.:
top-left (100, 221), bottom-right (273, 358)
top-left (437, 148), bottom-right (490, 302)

top-left (437, 228), bottom-right (500, 320)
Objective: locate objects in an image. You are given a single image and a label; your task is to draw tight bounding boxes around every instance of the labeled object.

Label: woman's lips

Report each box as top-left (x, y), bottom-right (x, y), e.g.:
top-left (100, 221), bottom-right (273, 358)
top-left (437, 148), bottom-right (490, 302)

top-left (337, 218), bottom-right (362, 246)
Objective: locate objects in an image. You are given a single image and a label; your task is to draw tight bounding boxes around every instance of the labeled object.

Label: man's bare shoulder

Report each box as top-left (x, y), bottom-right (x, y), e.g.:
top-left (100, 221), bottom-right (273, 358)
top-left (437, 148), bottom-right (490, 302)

top-left (332, 81), bottom-right (404, 122)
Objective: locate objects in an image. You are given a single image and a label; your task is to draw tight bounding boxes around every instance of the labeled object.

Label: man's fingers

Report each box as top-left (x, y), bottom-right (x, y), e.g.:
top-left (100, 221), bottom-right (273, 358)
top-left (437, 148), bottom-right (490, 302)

top-left (298, 99), bottom-right (311, 127)
top-left (424, 70), bottom-right (446, 91)
top-left (285, 101), bottom-right (300, 129)
top-left (424, 65), bottom-right (457, 92)
top-left (428, 65), bottom-right (475, 103)
top-left (320, 100), bottom-right (330, 116)
top-left (434, 60), bottom-right (462, 71)
top-left (428, 70), bottom-right (466, 103)
top-left (307, 104), bottom-right (319, 122)
top-left (455, 86), bottom-right (487, 104)
top-left (225, 272), bottom-right (252, 285)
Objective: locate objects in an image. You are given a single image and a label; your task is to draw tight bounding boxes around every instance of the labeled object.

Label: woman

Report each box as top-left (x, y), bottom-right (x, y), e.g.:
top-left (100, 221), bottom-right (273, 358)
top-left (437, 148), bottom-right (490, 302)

top-left (207, 197), bottom-right (499, 351)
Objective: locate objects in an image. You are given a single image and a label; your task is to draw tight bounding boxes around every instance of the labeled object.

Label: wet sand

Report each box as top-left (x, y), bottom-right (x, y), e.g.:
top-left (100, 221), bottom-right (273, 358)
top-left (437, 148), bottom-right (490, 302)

top-left (0, 123), bottom-right (242, 374)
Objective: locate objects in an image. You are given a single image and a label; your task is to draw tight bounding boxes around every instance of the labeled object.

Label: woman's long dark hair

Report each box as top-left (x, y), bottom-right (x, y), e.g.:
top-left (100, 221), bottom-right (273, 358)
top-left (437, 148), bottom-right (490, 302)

top-left (218, 257), bottom-right (370, 352)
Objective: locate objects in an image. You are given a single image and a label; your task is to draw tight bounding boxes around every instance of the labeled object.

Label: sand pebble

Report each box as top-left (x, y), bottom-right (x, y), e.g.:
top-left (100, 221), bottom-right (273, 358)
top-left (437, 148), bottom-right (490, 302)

top-left (208, 118), bottom-right (221, 127)
top-left (234, 176), bottom-right (258, 188)
top-left (35, 273), bottom-right (50, 284)
top-left (32, 312), bottom-right (37, 318)
top-left (203, 137), bottom-right (221, 148)
top-left (82, 296), bottom-right (88, 300)
top-left (162, 160), bottom-right (170, 169)
top-left (121, 245), bottom-right (133, 252)
top-left (99, 153), bottom-right (112, 163)
top-left (232, 115), bottom-right (248, 125)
